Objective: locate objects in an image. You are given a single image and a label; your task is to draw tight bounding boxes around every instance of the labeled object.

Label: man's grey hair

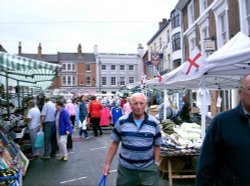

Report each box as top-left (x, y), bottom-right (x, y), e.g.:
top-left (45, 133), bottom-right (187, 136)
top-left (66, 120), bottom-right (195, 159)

top-left (130, 92), bottom-right (147, 103)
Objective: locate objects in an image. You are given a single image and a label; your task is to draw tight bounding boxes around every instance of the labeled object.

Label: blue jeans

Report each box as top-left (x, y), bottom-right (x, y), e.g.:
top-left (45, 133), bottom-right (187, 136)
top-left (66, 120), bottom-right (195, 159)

top-left (79, 128), bottom-right (89, 138)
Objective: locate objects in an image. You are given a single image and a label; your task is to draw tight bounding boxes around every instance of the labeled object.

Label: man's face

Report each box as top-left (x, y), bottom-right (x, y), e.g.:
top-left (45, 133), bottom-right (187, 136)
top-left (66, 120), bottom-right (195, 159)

top-left (130, 96), bottom-right (146, 117)
top-left (240, 75), bottom-right (250, 112)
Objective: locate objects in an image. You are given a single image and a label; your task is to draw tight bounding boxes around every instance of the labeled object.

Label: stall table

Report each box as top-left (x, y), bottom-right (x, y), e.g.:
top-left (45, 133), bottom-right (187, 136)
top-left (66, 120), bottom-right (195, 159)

top-left (159, 152), bottom-right (198, 186)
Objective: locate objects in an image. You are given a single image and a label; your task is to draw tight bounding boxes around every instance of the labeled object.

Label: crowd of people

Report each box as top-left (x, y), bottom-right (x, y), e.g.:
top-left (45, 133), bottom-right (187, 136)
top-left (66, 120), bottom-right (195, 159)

top-left (22, 73), bottom-right (250, 186)
top-left (23, 94), bottom-right (133, 161)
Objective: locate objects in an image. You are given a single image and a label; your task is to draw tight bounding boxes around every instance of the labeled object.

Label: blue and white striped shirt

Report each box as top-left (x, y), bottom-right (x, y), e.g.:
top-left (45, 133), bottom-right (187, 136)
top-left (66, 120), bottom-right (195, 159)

top-left (111, 112), bottom-right (162, 169)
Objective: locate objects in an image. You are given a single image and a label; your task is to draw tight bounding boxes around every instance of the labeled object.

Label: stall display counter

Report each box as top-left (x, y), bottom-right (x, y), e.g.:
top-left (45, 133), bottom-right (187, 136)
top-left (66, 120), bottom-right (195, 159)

top-left (159, 153), bottom-right (198, 186)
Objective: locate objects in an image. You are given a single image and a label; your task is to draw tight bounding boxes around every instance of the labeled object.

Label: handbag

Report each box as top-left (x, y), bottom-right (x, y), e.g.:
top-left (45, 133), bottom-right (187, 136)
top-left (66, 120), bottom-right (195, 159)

top-left (98, 175), bottom-right (106, 186)
top-left (34, 130), bottom-right (44, 149)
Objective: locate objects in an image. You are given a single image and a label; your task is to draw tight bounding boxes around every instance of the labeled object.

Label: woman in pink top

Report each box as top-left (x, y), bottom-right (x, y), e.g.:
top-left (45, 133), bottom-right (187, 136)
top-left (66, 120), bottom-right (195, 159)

top-left (65, 99), bottom-right (76, 128)
top-left (122, 97), bottom-right (132, 115)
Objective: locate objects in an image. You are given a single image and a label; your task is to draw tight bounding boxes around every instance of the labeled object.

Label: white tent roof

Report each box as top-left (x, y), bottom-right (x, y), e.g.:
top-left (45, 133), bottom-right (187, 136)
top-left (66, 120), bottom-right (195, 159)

top-left (147, 32), bottom-right (250, 90)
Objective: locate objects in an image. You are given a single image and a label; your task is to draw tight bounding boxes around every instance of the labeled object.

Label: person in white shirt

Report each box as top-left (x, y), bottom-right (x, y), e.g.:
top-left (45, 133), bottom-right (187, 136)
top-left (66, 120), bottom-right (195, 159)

top-left (24, 100), bottom-right (41, 158)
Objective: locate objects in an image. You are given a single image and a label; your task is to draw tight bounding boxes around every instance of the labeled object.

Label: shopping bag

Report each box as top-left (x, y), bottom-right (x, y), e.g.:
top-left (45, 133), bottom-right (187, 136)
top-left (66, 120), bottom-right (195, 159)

top-left (98, 175), bottom-right (106, 186)
top-left (82, 119), bottom-right (87, 130)
top-left (79, 119), bottom-right (87, 130)
top-left (34, 130), bottom-right (44, 149)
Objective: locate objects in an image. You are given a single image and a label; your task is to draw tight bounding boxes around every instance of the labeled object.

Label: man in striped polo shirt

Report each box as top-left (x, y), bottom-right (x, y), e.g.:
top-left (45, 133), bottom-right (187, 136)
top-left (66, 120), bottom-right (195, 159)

top-left (103, 92), bottom-right (162, 186)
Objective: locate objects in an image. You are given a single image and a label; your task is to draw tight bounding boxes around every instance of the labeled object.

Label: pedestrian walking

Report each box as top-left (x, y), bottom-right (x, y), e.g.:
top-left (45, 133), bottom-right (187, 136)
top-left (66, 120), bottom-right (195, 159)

top-left (55, 100), bottom-right (72, 161)
top-left (196, 74), bottom-right (250, 185)
top-left (122, 97), bottom-right (132, 115)
top-left (88, 95), bottom-right (103, 136)
top-left (24, 100), bottom-right (41, 159)
top-left (102, 92), bottom-right (162, 186)
top-left (79, 95), bottom-right (89, 139)
top-left (40, 97), bottom-right (57, 159)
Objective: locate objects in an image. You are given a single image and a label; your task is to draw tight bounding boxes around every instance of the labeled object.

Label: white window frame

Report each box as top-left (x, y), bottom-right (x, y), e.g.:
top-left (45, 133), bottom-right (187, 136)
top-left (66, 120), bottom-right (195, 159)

top-left (188, 0), bottom-right (195, 26)
top-left (214, 0), bottom-right (229, 48)
top-left (129, 77), bottom-right (134, 84)
top-left (198, 17), bottom-right (210, 55)
top-left (62, 75), bottom-right (76, 86)
top-left (111, 65), bottom-right (116, 70)
top-left (111, 77), bottom-right (116, 86)
top-left (101, 64), bottom-right (106, 70)
top-left (188, 30), bottom-right (196, 54)
top-left (120, 77), bottom-right (125, 86)
top-left (86, 75), bottom-right (91, 86)
top-left (62, 63), bottom-right (75, 72)
top-left (102, 77), bottom-right (107, 86)
top-left (239, 0), bottom-right (250, 36)
top-left (199, 0), bottom-right (207, 13)
top-left (86, 64), bottom-right (91, 72)
top-left (120, 65), bottom-right (125, 70)
top-left (128, 65), bottom-right (134, 71)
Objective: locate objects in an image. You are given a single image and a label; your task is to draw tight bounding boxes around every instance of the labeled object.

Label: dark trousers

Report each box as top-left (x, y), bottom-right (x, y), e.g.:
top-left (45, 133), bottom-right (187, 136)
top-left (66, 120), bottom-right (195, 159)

top-left (70, 115), bottom-right (75, 128)
top-left (90, 117), bottom-right (102, 136)
top-left (43, 122), bottom-right (55, 157)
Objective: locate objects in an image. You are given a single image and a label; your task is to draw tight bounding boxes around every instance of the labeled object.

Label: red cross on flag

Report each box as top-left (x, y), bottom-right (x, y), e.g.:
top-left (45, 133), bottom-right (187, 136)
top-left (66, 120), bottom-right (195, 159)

top-left (153, 67), bottom-right (164, 82)
top-left (182, 47), bottom-right (205, 76)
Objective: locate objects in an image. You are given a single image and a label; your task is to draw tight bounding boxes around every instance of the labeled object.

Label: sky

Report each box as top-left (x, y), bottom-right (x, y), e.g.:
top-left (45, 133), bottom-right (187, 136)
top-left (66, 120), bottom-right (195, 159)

top-left (0, 0), bottom-right (178, 54)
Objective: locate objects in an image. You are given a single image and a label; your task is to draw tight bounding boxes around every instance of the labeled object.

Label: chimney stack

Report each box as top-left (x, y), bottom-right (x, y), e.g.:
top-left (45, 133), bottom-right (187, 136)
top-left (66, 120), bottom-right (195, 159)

top-left (18, 42), bottom-right (22, 55)
top-left (159, 18), bottom-right (167, 29)
top-left (78, 44), bottom-right (82, 56)
top-left (38, 43), bottom-right (42, 58)
top-left (137, 43), bottom-right (144, 57)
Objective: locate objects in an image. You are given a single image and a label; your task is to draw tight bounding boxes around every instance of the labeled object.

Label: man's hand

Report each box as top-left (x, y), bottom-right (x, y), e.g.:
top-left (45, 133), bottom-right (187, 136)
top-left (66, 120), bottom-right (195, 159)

top-left (103, 164), bottom-right (110, 176)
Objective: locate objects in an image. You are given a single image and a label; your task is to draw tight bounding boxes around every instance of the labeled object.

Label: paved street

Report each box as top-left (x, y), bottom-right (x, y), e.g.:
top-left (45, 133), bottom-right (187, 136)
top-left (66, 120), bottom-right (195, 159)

top-left (23, 128), bottom-right (195, 186)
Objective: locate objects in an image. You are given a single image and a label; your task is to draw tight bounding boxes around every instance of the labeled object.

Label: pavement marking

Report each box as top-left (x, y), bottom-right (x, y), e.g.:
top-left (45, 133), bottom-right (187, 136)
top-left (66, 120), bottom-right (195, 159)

top-left (110, 169), bottom-right (117, 173)
top-left (90, 146), bottom-right (107, 150)
top-left (60, 176), bottom-right (87, 184)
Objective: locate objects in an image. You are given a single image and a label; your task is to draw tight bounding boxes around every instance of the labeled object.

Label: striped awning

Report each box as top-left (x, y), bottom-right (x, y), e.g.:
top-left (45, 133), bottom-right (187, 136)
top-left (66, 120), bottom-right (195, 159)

top-left (0, 52), bottom-right (61, 90)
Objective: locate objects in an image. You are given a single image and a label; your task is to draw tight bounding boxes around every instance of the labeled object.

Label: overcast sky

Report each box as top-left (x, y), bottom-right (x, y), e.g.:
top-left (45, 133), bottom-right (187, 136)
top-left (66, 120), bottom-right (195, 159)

top-left (0, 0), bottom-right (178, 54)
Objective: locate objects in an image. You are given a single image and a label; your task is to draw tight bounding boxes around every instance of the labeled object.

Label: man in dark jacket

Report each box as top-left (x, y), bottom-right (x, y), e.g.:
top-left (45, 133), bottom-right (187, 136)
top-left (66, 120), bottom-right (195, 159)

top-left (196, 74), bottom-right (250, 186)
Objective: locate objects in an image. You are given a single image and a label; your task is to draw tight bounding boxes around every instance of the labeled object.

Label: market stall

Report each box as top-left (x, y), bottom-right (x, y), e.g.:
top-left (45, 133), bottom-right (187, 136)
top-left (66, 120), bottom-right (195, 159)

top-left (0, 51), bottom-right (61, 184)
top-left (146, 32), bottom-right (250, 184)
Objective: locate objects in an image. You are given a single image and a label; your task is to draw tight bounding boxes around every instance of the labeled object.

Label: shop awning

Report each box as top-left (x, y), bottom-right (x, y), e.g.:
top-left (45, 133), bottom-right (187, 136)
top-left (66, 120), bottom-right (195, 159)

top-left (0, 51), bottom-right (61, 90)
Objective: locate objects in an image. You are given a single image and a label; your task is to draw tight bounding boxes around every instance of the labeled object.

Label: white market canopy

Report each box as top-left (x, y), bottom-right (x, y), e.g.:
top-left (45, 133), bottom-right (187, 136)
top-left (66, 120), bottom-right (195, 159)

top-left (146, 31), bottom-right (250, 141)
top-left (0, 52), bottom-right (61, 90)
top-left (147, 31), bottom-right (250, 90)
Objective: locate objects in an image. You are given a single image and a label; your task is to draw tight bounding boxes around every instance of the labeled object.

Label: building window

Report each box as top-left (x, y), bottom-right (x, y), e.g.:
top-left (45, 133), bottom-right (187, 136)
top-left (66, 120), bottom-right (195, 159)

top-left (129, 77), bottom-right (134, 83)
top-left (102, 77), bottom-right (107, 86)
top-left (111, 65), bottom-right (116, 70)
top-left (111, 77), bottom-right (116, 85)
top-left (171, 10), bottom-right (180, 29)
top-left (86, 76), bottom-right (91, 86)
top-left (62, 63), bottom-right (75, 71)
top-left (120, 65), bottom-right (125, 70)
top-left (86, 64), bottom-right (91, 72)
top-left (188, 1), bottom-right (195, 26)
top-left (101, 65), bottom-right (106, 70)
top-left (129, 65), bottom-right (134, 71)
top-left (218, 11), bottom-right (228, 45)
top-left (167, 30), bottom-right (170, 43)
top-left (120, 77), bottom-right (125, 85)
top-left (246, 0), bottom-right (250, 36)
top-left (172, 33), bottom-right (181, 51)
top-left (173, 59), bottom-right (181, 69)
top-left (62, 75), bottom-right (76, 86)
top-left (199, 0), bottom-right (207, 13)
top-left (159, 37), bottom-right (162, 49)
